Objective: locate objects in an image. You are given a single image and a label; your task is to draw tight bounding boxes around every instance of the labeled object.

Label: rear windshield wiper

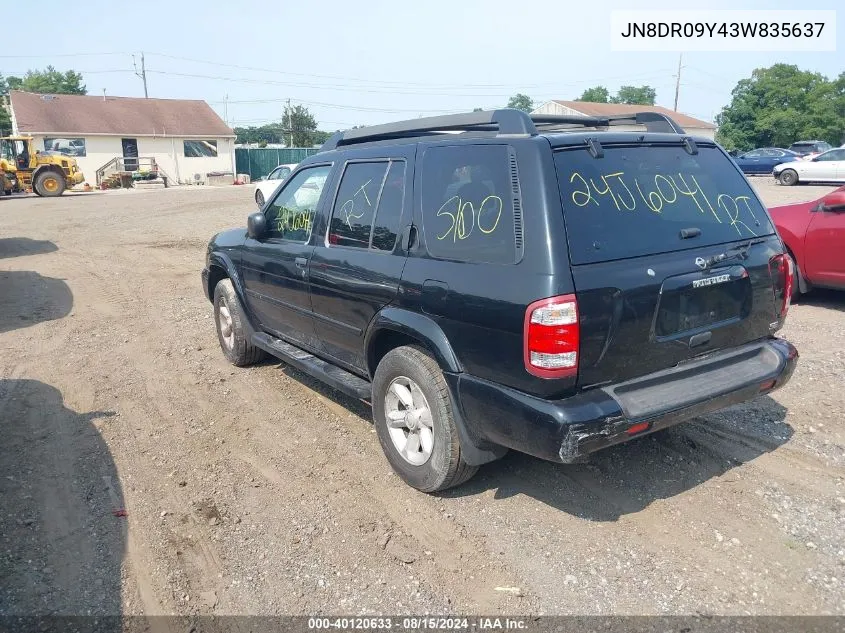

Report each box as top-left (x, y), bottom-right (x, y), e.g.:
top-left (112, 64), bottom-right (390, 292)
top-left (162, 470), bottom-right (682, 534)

top-left (704, 237), bottom-right (768, 268)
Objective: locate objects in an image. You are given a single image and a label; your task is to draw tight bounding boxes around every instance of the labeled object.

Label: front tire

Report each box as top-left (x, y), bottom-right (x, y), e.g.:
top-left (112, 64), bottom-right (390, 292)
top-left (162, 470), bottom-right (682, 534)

top-left (255, 189), bottom-right (265, 207)
top-left (779, 169), bottom-right (798, 186)
top-left (34, 171), bottom-right (66, 197)
top-left (213, 279), bottom-right (266, 367)
top-left (372, 346), bottom-right (478, 492)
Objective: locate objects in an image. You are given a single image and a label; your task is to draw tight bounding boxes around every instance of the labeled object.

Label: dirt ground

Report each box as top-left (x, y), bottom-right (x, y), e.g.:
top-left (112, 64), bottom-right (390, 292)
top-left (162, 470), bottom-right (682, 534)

top-left (1, 179), bottom-right (843, 619)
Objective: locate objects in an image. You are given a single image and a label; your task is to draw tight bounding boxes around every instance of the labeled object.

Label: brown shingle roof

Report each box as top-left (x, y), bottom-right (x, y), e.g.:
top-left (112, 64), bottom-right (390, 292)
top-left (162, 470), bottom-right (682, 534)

top-left (10, 91), bottom-right (234, 137)
top-left (548, 100), bottom-right (716, 129)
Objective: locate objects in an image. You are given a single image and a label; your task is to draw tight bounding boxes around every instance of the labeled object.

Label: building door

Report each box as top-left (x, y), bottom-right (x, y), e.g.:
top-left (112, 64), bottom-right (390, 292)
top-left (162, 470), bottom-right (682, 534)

top-left (121, 138), bottom-right (138, 171)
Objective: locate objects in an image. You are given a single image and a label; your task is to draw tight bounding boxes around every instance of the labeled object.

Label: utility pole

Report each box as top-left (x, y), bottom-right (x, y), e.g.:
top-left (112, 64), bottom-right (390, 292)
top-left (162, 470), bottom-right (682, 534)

top-left (673, 53), bottom-right (683, 111)
top-left (133, 52), bottom-right (149, 98)
top-left (286, 98), bottom-right (293, 147)
top-left (223, 94), bottom-right (228, 126)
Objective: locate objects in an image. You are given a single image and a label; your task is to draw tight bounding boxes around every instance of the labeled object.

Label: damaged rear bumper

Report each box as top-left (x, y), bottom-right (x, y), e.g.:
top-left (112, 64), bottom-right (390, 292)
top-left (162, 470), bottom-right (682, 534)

top-left (455, 338), bottom-right (798, 463)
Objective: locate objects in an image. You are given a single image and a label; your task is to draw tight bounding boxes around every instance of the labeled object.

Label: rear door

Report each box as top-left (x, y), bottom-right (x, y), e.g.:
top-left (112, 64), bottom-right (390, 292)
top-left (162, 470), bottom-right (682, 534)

top-left (810, 150), bottom-right (843, 180)
top-left (309, 147), bottom-right (413, 372)
top-left (738, 149), bottom-right (763, 173)
top-left (554, 142), bottom-right (784, 387)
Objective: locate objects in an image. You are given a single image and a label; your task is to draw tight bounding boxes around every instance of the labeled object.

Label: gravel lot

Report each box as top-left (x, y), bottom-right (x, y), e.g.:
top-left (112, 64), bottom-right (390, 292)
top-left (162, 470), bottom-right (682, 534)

top-left (1, 179), bottom-right (843, 618)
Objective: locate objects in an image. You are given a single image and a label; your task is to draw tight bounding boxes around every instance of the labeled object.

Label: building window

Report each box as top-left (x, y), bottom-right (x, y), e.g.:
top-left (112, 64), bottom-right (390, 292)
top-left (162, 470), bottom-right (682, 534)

top-left (183, 140), bottom-right (218, 158)
top-left (44, 137), bottom-right (86, 157)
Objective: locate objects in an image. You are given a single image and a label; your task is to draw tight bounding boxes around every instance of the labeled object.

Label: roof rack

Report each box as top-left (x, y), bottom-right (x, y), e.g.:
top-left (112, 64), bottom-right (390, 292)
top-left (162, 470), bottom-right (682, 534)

top-left (319, 108), bottom-right (686, 151)
top-left (530, 111), bottom-right (686, 135)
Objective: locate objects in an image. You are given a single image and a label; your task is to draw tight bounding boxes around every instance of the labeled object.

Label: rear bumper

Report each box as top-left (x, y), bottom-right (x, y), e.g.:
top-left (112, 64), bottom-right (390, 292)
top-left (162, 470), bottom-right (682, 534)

top-left (455, 338), bottom-right (798, 463)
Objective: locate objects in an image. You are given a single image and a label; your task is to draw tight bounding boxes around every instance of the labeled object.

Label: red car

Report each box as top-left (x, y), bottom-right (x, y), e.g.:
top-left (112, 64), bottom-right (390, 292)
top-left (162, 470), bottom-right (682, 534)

top-left (769, 186), bottom-right (845, 296)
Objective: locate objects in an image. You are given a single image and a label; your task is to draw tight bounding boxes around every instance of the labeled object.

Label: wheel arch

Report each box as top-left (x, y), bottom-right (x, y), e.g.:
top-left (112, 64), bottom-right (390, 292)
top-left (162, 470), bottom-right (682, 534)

top-left (33, 164), bottom-right (64, 180)
top-left (365, 307), bottom-right (462, 379)
top-left (365, 307), bottom-right (506, 466)
top-left (205, 251), bottom-right (261, 338)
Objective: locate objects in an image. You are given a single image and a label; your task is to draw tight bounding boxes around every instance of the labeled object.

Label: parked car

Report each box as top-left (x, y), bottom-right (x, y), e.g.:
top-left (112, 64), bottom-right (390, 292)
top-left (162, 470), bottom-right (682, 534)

top-left (769, 186), bottom-right (845, 295)
top-left (732, 147), bottom-right (799, 175)
top-left (773, 148), bottom-right (845, 186)
top-left (202, 109), bottom-right (798, 492)
top-left (788, 141), bottom-right (833, 160)
top-left (254, 163), bottom-right (297, 207)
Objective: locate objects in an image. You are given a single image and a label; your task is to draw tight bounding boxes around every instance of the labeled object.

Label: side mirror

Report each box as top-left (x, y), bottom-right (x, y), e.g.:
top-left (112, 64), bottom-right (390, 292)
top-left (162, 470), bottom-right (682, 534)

top-left (815, 191), bottom-right (845, 213)
top-left (247, 211), bottom-right (267, 239)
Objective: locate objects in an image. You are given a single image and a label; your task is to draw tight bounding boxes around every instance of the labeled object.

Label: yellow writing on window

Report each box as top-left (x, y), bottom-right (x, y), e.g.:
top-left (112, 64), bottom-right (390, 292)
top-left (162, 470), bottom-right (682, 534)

top-left (436, 195), bottom-right (504, 242)
top-left (274, 206), bottom-right (313, 235)
top-left (569, 170), bottom-right (759, 236)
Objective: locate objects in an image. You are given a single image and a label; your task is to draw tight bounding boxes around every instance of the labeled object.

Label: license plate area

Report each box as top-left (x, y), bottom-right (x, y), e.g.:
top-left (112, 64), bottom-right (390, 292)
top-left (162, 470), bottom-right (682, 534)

top-left (655, 266), bottom-right (751, 338)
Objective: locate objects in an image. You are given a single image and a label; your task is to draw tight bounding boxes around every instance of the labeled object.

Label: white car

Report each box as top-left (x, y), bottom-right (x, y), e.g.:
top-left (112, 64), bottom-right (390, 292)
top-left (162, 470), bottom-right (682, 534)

top-left (254, 163), bottom-right (297, 206)
top-left (773, 148), bottom-right (845, 186)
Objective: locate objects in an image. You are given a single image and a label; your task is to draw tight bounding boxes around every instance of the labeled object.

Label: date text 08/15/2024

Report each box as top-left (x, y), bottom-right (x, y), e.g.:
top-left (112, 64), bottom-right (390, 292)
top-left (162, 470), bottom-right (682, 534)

top-left (307, 617), bottom-right (528, 631)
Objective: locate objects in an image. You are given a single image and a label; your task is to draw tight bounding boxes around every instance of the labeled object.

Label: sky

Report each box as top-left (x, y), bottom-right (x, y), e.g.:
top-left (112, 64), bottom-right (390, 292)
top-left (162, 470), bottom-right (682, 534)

top-left (2, 0), bottom-right (841, 132)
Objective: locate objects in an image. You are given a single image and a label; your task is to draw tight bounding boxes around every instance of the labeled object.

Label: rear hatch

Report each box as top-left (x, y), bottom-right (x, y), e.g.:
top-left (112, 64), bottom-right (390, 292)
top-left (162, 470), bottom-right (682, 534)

top-left (553, 140), bottom-right (787, 388)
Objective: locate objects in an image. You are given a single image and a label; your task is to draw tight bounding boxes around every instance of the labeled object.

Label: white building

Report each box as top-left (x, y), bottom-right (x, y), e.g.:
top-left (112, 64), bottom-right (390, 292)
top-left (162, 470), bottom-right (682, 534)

top-left (9, 91), bottom-right (236, 186)
top-left (532, 100), bottom-right (717, 139)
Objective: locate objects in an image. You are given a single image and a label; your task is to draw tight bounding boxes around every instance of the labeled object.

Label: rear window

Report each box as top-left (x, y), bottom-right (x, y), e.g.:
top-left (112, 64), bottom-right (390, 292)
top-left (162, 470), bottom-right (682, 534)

top-left (554, 145), bottom-right (775, 265)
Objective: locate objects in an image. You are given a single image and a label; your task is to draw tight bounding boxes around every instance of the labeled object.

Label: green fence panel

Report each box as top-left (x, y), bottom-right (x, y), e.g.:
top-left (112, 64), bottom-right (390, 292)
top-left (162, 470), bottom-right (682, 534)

top-left (235, 148), bottom-right (320, 181)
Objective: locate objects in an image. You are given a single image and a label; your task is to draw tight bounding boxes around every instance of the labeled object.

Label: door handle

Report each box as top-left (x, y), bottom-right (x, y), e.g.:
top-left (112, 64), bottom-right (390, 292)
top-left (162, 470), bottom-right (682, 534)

top-left (295, 257), bottom-right (307, 268)
top-left (401, 224), bottom-right (417, 251)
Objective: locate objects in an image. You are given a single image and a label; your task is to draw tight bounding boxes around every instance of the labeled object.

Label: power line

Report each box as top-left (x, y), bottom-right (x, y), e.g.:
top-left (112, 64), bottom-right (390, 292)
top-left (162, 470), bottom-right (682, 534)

top-left (147, 52), bottom-right (674, 91)
top-left (0, 51), bottom-right (130, 58)
top-left (147, 68), bottom-right (674, 99)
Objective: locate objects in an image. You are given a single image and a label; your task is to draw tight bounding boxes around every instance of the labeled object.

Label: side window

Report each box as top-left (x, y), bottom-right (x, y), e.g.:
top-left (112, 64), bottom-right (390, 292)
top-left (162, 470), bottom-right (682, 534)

top-left (329, 162), bottom-right (389, 249)
top-left (268, 167), bottom-right (283, 180)
top-left (421, 145), bottom-right (516, 264)
top-left (264, 165), bottom-right (332, 241)
top-left (744, 150), bottom-right (763, 158)
top-left (372, 161), bottom-right (406, 251)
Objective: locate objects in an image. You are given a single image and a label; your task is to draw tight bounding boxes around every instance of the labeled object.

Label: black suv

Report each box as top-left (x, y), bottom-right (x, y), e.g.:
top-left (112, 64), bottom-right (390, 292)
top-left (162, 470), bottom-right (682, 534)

top-left (202, 109), bottom-right (798, 492)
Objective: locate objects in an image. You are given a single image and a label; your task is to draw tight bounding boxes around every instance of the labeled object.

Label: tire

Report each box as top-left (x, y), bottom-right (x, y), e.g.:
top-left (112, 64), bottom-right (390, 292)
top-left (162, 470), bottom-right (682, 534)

top-left (213, 278), bottom-right (266, 367)
top-left (372, 345), bottom-right (478, 492)
top-left (255, 189), bottom-right (265, 207)
top-left (34, 170), bottom-right (66, 197)
top-left (779, 169), bottom-right (798, 186)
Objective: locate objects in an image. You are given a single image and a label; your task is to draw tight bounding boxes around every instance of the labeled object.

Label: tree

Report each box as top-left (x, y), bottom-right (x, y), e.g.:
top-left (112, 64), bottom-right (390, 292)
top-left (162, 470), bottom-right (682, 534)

top-left (0, 74), bottom-right (11, 134)
top-left (507, 93), bottom-right (534, 113)
top-left (610, 85), bottom-right (656, 105)
top-left (282, 103), bottom-right (318, 147)
top-left (234, 123), bottom-right (285, 145)
top-left (311, 130), bottom-right (332, 146)
top-left (5, 66), bottom-right (86, 95)
top-left (577, 86), bottom-right (610, 103)
top-left (716, 64), bottom-right (845, 151)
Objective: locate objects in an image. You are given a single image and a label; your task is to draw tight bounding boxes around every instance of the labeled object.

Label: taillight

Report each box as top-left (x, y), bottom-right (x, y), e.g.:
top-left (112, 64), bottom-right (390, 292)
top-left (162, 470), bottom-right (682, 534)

top-left (769, 254), bottom-right (794, 319)
top-left (524, 294), bottom-right (580, 378)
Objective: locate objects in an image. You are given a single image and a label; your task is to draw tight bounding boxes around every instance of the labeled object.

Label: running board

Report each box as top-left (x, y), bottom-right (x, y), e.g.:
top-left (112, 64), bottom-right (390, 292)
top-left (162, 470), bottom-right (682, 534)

top-left (251, 332), bottom-right (372, 400)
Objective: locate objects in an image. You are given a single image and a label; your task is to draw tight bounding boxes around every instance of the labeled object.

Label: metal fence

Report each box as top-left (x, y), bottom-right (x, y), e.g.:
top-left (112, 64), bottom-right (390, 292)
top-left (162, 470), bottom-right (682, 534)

top-left (235, 148), bottom-right (320, 181)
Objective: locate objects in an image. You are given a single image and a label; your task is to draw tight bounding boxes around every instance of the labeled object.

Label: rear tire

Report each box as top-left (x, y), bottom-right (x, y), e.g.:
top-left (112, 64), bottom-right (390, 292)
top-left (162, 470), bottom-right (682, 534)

top-left (779, 169), bottom-right (798, 186)
top-left (34, 171), bottom-right (66, 197)
top-left (255, 189), bottom-right (265, 207)
top-left (213, 278), bottom-right (266, 367)
top-left (372, 345), bottom-right (478, 492)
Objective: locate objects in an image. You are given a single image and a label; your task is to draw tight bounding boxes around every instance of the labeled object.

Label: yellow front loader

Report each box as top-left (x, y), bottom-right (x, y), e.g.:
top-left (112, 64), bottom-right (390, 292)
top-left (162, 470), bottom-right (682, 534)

top-left (0, 136), bottom-right (84, 196)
